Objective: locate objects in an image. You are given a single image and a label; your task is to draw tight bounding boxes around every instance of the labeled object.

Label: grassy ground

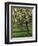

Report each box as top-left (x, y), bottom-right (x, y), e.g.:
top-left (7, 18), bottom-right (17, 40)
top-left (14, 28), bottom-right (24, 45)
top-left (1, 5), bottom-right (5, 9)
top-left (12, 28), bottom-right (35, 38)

top-left (11, 24), bottom-right (32, 38)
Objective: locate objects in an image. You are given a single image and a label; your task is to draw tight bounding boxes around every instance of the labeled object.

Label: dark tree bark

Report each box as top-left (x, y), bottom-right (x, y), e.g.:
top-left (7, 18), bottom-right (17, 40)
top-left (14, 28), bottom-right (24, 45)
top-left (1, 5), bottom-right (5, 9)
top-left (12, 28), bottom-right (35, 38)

top-left (26, 21), bottom-right (29, 34)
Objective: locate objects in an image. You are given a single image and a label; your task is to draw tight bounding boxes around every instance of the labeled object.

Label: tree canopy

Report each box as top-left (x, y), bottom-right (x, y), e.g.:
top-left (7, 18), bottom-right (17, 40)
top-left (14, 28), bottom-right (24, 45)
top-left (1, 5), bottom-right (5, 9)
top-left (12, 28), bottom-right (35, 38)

top-left (12, 8), bottom-right (32, 25)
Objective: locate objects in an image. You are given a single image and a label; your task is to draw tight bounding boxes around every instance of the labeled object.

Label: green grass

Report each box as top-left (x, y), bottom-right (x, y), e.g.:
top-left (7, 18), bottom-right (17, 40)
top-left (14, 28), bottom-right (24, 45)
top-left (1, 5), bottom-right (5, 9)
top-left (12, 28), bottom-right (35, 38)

top-left (11, 24), bottom-right (32, 38)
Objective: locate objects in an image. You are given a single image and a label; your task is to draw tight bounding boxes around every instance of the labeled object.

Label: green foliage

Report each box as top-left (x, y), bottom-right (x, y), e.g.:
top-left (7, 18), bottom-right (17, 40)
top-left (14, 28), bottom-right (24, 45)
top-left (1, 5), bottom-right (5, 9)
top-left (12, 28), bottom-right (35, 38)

top-left (11, 8), bottom-right (32, 38)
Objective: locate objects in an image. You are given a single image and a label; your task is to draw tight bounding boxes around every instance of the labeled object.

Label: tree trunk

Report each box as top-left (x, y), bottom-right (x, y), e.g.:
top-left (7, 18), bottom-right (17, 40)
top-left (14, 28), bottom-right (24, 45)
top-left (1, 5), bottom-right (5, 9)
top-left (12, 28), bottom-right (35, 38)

top-left (26, 21), bottom-right (29, 34)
